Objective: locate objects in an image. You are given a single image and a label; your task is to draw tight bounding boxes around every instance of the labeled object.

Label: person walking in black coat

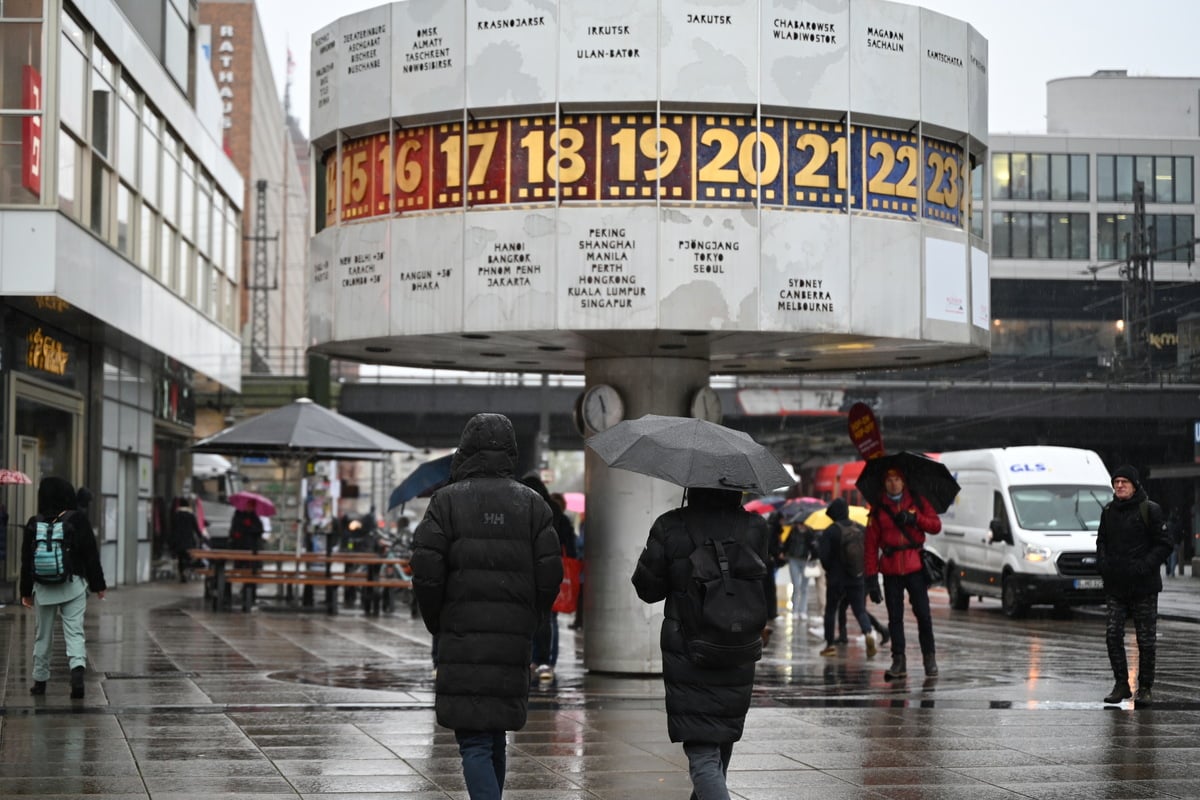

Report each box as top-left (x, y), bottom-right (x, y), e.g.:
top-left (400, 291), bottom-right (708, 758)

top-left (411, 413), bottom-right (562, 800)
top-left (631, 487), bottom-right (774, 800)
top-left (1097, 465), bottom-right (1173, 706)
top-left (816, 498), bottom-right (878, 658)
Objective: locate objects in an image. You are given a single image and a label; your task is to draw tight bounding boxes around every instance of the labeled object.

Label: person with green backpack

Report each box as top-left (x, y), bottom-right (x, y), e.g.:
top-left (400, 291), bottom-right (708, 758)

top-left (19, 476), bottom-right (107, 699)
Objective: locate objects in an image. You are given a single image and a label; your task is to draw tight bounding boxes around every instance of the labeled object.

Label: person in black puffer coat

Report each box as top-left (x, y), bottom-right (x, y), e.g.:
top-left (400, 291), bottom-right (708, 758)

top-left (1097, 464), bottom-right (1172, 707)
top-left (631, 487), bottom-right (774, 800)
top-left (412, 413), bottom-right (562, 800)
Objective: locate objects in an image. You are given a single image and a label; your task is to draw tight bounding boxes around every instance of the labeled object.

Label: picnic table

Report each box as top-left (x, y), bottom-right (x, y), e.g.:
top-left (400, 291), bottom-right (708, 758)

top-left (189, 548), bottom-right (412, 616)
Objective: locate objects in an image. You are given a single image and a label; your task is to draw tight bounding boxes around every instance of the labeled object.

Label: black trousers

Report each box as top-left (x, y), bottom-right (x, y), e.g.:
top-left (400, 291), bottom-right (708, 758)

top-left (883, 571), bottom-right (935, 658)
top-left (1105, 592), bottom-right (1158, 688)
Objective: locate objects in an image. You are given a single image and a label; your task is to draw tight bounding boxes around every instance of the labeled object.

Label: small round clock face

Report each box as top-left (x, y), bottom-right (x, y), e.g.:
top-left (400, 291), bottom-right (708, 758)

top-left (582, 384), bottom-right (624, 433)
top-left (690, 386), bottom-right (722, 423)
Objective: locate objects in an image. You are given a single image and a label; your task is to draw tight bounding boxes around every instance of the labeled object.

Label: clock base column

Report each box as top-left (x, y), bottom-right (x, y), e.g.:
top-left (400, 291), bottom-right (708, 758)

top-left (580, 355), bottom-right (713, 674)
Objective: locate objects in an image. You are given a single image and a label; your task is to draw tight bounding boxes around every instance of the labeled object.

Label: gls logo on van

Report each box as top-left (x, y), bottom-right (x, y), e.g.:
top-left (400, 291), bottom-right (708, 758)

top-left (1009, 463), bottom-right (1049, 473)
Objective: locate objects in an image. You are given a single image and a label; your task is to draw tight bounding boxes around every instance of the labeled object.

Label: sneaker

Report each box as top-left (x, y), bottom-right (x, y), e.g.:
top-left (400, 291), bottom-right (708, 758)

top-left (865, 633), bottom-right (877, 658)
top-left (819, 644), bottom-right (838, 657)
top-left (535, 664), bottom-right (554, 681)
top-left (808, 625), bottom-right (825, 638)
top-left (798, 612), bottom-right (808, 621)
top-left (1135, 686), bottom-right (1153, 707)
top-left (1104, 681), bottom-right (1132, 705)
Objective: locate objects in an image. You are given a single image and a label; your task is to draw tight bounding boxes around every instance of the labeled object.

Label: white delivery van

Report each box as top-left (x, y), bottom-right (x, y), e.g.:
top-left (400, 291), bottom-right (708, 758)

top-left (930, 446), bottom-right (1113, 617)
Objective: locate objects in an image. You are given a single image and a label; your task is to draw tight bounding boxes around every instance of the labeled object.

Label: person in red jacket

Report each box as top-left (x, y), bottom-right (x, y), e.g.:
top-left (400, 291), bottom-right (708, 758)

top-left (864, 467), bottom-right (942, 679)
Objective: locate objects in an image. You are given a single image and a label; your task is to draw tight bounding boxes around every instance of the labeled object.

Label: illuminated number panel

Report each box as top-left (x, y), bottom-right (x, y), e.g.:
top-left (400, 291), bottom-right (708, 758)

top-left (864, 128), bottom-right (919, 217)
top-left (784, 120), bottom-right (859, 212)
top-left (322, 115), bottom-right (967, 228)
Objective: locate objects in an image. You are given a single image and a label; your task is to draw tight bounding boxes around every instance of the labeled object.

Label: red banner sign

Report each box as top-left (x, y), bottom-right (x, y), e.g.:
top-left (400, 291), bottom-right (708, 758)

top-left (22, 66), bottom-right (42, 197)
top-left (847, 402), bottom-right (885, 461)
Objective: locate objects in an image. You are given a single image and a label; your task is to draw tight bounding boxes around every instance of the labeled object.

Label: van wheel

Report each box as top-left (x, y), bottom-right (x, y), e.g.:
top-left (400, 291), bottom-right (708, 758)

top-left (1001, 576), bottom-right (1028, 618)
top-left (946, 564), bottom-right (970, 611)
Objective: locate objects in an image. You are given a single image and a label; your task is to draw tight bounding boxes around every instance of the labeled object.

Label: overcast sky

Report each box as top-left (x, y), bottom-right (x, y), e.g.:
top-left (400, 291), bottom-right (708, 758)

top-left (251, 0), bottom-right (1200, 136)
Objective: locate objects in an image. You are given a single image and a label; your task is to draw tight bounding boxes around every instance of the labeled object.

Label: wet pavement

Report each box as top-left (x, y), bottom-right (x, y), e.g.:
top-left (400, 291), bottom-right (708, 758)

top-left (3, 575), bottom-right (1200, 799)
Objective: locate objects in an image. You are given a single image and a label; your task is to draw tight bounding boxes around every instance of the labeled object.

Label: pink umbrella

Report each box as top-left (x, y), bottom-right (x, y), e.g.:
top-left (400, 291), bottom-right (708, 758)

top-left (563, 492), bottom-right (585, 514)
top-left (0, 469), bottom-right (32, 485)
top-left (227, 491), bottom-right (277, 517)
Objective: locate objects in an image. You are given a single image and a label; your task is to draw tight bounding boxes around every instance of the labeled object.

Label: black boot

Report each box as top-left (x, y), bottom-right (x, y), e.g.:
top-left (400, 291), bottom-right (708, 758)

top-left (1104, 680), bottom-right (1132, 704)
top-left (70, 666), bottom-right (85, 699)
top-left (29, 680), bottom-right (46, 696)
top-left (884, 654), bottom-right (907, 679)
top-left (923, 652), bottom-right (939, 677)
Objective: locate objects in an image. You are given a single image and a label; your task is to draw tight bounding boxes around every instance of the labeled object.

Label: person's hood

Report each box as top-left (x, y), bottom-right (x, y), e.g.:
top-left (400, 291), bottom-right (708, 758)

top-left (37, 476), bottom-right (78, 517)
top-left (686, 487), bottom-right (742, 509)
top-left (825, 497), bottom-right (849, 522)
top-left (450, 413), bottom-right (518, 481)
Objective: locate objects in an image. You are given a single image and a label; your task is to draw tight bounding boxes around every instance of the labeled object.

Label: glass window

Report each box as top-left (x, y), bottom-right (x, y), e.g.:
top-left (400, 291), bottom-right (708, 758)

top-left (179, 159), bottom-right (194, 242)
top-left (138, 203), bottom-right (157, 274)
top-left (1070, 154), bottom-right (1089, 201)
top-left (116, 181), bottom-right (133, 255)
top-left (1, 0), bottom-right (44, 17)
top-left (1097, 155), bottom-right (1115, 202)
top-left (90, 156), bottom-right (111, 237)
top-left (1030, 154), bottom-right (1049, 201)
top-left (991, 153), bottom-right (1010, 199)
top-left (1177, 157), bottom-right (1193, 204)
top-left (1031, 212), bottom-right (1050, 259)
top-left (1116, 156), bottom-right (1134, 202)
top-left (991, 212), bottom-right (1010, 258)
top-left (1176, 215), bottom-right (1195, 263)
top-left (991, 319), bottom-right (1051, 357)
top-left (1049, 154), bottom-right (1068, 201)
top-left (59, 29), bottom-right (86, 134)
top-left (58, 128), bottom-right (81, 218)
top-left (224, 214), bottom-right (237, 276)
top-left (141, 111), bottom-right (159, 207)
top-left (1070, 213), bottom-right (1089, 260)
top-left (1050, 214), bottom-right (1070, 260)
top-left (179, 238), bottom-right (193, 301)
top-left (0, 22), bottom-right (44, 109)
top-left (117, 97), bottom-right (138, 185)
top-left (1156, 156), bottom-right (1174, 203)
top-left (1011, 212), bottom-right (1030, 258)
top-left (1154, 214), bottom-right (1174, 261)
top-left (90, 50), bottom-right (114, 160)
top-left (161, 223), bottom-right (176, 290)
top-left (1010, 153), bottom-right (1030, 200)
top-left (0, 116), bottom-right (42, 204)
top-left (161, 149), bottom-right (177, 225)
top-left (164, 6), bottom-right (188, 90)
top-left (1135, 156), bottom-right (1154, 201)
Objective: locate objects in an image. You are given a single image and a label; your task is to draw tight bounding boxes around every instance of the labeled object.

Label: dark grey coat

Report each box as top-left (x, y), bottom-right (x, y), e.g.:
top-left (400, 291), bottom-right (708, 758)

top-left (412, 413), bottom-right (562, 732)
top-left (1097, 487), bottom-right (1172, 599)
top-left (631, 488), bottom-right (773, 744)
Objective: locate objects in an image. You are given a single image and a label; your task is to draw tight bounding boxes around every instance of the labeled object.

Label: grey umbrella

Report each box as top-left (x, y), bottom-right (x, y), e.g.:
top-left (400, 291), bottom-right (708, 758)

top-left (191, 398), bottom-right (416, 458)
top-left (585, 414), bottom-right (793, 495)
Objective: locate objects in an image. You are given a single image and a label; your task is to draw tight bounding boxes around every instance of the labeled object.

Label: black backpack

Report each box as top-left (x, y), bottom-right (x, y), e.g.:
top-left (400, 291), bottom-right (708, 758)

top-left (838, 520), bottom-right (866, 578)
top-left (679, 516), bottom-right (769, 669)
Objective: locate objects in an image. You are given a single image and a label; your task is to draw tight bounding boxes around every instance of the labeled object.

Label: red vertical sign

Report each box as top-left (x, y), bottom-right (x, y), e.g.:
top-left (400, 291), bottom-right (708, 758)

top-left (847, 402), bottom-right (886, 460)
top-left (22, 66), bottom-right (42, 197)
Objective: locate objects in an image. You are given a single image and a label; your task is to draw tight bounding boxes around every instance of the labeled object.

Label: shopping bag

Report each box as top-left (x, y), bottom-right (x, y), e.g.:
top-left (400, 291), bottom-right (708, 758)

top-left (553, 555), bottom-right (583, 614)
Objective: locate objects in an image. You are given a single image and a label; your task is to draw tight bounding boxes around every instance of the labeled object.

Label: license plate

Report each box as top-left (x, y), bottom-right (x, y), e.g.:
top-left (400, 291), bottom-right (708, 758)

top-left (1073, 578), bottom-right (1104, 590)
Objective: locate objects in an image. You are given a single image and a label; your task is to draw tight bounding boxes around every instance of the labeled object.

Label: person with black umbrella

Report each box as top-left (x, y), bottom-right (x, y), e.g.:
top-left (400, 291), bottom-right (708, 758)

top-left (864, 465), bottom-right (942, 679)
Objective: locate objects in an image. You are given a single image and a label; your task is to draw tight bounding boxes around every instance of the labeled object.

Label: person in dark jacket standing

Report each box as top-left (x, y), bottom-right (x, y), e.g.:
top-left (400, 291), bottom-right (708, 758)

top-left (412, 413), bottom-right (562, 800)
top-left (1097, 465), bottom-right (1172, 706)
top-left (864, 467), bottom-right (942, 680)
top-left (19, 476), bottom-right (107, 699)
top-left (170, 497), bottom-right (205, 582)
top-left (632, 487), bottom-right (774, 800)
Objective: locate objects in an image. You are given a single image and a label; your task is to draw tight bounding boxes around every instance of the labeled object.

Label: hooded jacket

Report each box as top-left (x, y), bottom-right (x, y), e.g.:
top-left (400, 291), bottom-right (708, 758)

top-left (864, 487), bottom-right (941, 578)
top-left (631, 488), bottom-right (773, 744)
top-left (20, 476), bottom-right (107, 599)
top-left (412, 413), bottom-right (562, 732)
top-left (1097, 485), bottom-right (1171, 598)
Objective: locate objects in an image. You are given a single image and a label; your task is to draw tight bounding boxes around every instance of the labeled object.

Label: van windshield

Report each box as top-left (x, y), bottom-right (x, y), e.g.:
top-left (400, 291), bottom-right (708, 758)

top-left (1009, 485), bottom-right (1111, 531)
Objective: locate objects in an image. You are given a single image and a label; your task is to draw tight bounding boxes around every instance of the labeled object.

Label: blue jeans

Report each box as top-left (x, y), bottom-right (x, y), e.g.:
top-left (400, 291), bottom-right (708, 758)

top-left (684, 741), bottom-right (733, 800)
top-left (787, 558), bottom-right (810, 615)
top-left (455, 729), bottom-right (506, 800)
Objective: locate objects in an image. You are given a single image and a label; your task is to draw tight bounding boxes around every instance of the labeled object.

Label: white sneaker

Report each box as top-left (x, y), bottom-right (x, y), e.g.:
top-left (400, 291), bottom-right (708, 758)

top-left (535, 664), bottom-right (554, 681)
top-left (808, 625), bottom-right (825, 638)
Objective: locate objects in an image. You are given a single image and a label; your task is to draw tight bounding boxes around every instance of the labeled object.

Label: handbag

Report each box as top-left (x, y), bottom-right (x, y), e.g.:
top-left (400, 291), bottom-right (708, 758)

top-left (553, 552), bottom-right (583, 614)
top-left (803, 560), bottom-right (821, 579)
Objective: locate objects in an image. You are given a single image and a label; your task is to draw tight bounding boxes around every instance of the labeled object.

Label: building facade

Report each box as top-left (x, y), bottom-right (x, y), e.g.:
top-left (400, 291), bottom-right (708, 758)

top-left (0, 0), bottom-right (243, 592)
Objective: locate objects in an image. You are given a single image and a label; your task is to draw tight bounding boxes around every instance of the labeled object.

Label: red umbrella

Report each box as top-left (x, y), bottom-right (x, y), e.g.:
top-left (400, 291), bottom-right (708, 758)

top-left (227, 491), bottom-right (277, 517)
top-left (0, 469), bottom-right (32, 485)
top-left (563, 492), bottom-right (585, 514)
